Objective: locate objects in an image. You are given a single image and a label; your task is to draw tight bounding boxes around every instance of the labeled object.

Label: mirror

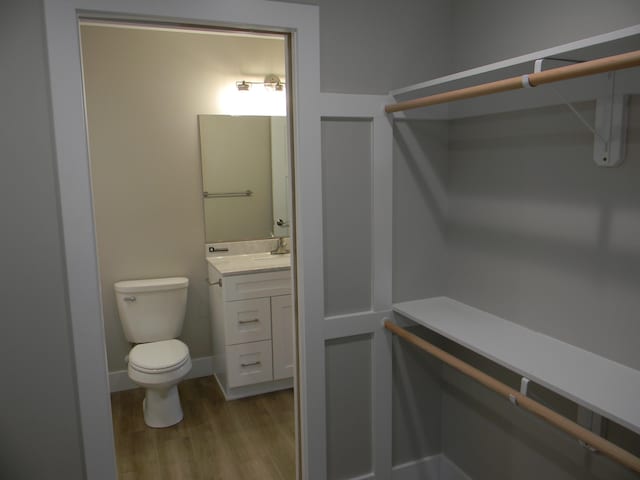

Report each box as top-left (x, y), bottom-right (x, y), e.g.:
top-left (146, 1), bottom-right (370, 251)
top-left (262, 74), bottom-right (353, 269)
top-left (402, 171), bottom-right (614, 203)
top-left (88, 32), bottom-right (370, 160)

top-left (198, 115), bottom-right (290, 242)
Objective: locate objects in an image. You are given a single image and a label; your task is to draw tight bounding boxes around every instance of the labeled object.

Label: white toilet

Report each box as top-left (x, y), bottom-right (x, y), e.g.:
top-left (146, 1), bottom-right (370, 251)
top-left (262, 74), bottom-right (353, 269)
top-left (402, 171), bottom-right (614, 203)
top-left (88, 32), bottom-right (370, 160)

top-left (114, 277), bottom-right (192, 428)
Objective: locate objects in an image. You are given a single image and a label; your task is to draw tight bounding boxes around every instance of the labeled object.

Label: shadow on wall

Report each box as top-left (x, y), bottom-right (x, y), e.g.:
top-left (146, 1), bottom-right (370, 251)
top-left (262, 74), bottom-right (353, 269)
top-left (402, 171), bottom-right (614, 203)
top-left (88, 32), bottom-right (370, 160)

top-left (394, 120), bottom-right (449, 232)
top-left (392, 328), bottom-right (444, 466)
top-left (444, 99), bottom-right (640, 370)
top-left (392, 120), bottom-right (450, 303)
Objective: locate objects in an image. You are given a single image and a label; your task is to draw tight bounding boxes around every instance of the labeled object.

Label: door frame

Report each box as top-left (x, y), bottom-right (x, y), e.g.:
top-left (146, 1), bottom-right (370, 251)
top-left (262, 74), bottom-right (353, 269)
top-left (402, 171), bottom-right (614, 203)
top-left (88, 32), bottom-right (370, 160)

top-left (42, 1), bottom-right (324, 478)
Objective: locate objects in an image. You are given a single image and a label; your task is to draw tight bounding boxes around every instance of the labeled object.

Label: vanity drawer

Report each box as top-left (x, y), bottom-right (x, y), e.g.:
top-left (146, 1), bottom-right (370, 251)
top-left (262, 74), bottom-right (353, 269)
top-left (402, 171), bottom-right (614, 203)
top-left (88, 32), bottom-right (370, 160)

top-left (224, 298), bottom-right (271, 345)
top-left (226, 341), bottom-right (273, 388)
top-left (222, 270), bottom-right (292, 301)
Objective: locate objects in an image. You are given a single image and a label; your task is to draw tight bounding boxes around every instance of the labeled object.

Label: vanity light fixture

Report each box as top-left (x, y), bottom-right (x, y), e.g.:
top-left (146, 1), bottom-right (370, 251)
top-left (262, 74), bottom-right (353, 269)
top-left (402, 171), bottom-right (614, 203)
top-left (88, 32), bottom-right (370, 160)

top-left (235, 74), bottom-right (285, 92)
top-left (236, 80), bottom-right (251, 91)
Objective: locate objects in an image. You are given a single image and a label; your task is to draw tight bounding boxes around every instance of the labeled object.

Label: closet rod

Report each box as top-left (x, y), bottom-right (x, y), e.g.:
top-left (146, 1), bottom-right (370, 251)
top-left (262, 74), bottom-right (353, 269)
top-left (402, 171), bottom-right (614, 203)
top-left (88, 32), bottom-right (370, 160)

top-left (384, 320), bottom-right (640, 474)
top-left (385, 49), bottom-right (640, 113)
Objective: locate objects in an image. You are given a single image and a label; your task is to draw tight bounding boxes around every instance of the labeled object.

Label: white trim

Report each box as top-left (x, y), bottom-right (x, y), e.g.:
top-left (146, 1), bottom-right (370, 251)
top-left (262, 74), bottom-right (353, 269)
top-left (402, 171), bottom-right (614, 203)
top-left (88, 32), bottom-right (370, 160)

top-left (393, 454), bottom-right (471, 480)
top-left (288, 9), bottom-right (326, 480)
top-left (348, 473), bottom-right (375, 480)
top-left (108, 355), bottom-right (221, 393)
top-left (391, 455), bottom-right (440, 480)
top-left (320, 93), bottom-right (395, 479)
top-left (324, 311), bottom-right (388, 340)
top-left (370, 99), bottom-right (394, 313)
top-left (320, 93), bottom-right (390, 118)
top-left (43, 1), bottom-right (322, 478)
top-left (372, 322), bottom-right (393, 480)
top-left (214, 374), bottom-right (294, 400)
top-left (344, 454), bottom-right (472, 480)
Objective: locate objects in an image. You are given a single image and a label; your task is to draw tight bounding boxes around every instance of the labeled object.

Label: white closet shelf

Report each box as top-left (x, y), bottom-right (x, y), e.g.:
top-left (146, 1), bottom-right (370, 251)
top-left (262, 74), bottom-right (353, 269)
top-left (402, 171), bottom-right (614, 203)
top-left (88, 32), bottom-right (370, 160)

top-left (389, 24), bottom-right (640, 120)
top-left (392, 296), bottom-right (640, 435)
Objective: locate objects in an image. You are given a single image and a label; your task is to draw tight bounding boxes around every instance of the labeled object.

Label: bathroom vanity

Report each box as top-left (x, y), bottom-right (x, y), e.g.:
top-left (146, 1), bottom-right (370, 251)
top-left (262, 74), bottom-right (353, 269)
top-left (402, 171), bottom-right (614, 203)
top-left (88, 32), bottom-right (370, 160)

top-left (207, 247), bottom-right (293, 399)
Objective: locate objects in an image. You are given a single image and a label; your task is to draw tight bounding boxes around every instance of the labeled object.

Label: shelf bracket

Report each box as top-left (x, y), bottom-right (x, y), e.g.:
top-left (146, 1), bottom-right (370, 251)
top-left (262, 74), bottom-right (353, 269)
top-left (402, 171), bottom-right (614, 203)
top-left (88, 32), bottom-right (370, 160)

top-left (593, 73), bottom-right (629, 167)
top-left (535, 59), bottom-right (629, 168)
top-left (520, 376), bottom-right (530, 396)
top-left (577, 405), bottom-right (607, 453)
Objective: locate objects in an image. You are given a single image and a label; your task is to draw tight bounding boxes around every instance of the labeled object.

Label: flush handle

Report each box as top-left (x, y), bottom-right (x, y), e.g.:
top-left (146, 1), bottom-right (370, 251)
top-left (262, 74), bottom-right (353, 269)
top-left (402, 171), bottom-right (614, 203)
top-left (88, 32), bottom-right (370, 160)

top-left (123, 296), bottom-right (136, 302)
top-left (238, 318), bottom-right (260, 324)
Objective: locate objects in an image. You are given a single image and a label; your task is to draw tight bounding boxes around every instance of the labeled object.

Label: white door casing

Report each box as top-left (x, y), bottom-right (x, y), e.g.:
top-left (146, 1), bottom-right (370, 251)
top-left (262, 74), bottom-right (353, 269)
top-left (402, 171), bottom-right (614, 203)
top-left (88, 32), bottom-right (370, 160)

top-left (42, 1), bottom-right (323, 478)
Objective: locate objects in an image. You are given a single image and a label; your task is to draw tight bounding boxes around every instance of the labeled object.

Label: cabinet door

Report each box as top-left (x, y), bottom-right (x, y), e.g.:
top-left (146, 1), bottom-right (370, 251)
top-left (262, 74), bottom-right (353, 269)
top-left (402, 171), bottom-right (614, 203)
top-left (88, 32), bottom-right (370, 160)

top-left (271, 294), bottom-right (294, 380)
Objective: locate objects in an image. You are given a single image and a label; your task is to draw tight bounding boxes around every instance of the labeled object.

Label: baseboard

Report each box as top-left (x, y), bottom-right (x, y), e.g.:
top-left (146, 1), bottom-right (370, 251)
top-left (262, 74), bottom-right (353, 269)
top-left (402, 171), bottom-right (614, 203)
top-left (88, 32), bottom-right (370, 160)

top-left (108, 355), bottom-right (222, 392)
top-left (439, 455), bottom-right (472, 480)
top-left (347, 473), bottom-right (374, 480)
top-left (213, 373), bottom-right (294, 400)
top-left (392, 454), bottom-right (441, 480)
top-left (345, 454), bottom-right (471, 480)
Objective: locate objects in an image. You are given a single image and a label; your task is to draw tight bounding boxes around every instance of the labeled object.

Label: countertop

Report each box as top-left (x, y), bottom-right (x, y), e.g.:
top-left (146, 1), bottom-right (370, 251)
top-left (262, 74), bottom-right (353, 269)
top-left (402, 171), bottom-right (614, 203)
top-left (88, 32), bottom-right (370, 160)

top-left (207, 252), bottom-right (291, 276)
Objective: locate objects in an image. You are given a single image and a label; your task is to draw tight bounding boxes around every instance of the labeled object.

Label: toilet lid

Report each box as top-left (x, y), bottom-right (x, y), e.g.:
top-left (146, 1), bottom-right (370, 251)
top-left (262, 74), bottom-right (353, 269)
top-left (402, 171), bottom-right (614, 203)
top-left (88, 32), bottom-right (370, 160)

top-left (129, 339), bottom-right (190, 373)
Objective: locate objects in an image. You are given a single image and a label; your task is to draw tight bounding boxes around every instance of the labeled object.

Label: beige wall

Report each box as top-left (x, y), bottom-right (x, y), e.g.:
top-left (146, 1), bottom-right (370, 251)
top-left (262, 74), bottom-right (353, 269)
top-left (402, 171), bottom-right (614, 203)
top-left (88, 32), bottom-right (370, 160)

top-left (80, 25), bottom-right (286, 371)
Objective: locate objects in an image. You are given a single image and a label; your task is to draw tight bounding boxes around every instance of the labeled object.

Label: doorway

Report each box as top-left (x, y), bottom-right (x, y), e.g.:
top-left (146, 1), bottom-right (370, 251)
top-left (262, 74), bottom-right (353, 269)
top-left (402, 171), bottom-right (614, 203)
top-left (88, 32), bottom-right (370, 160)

top-left (80, 20), bottom-right (298, 479)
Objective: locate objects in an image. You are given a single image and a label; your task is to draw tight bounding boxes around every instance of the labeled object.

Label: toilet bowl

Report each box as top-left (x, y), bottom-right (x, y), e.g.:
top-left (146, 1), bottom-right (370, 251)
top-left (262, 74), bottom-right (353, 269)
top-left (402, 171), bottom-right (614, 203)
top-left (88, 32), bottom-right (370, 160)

top-left (114, 277), bottom-right (191, 428)
top-left (128, 339), bottom-right (192, 428)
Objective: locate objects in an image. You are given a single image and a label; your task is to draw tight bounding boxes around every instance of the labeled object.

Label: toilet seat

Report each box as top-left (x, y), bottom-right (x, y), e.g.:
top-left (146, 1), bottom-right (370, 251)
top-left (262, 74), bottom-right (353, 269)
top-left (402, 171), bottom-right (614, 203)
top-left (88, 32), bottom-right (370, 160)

top-left (129, 339), bottom-right (190, 374)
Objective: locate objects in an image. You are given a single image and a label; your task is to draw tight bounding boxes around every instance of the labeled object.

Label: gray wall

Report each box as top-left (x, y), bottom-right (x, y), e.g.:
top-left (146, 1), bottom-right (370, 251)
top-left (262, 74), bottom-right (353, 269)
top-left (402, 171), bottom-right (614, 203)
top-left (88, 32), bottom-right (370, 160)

top-left (441, 98), bottom-right (640, 479)
top-left (8, 1), bottom-right (639, 479)
top-left (387, 2), bottom-right (640, 477)
top-left (276, 0), bottom-right (453, 93)
top-left (441, 353), bottom-right (640, 480)
top-left (0, 0), bottom-right (86, 478)
top-left (439, 3), bottom-right (640, 476)
top-left (393, 120), bottom-right (450, 303)
top-left (451, 0), bottom-right (640, 71)
top-left (392, 329), bottom-right (443, 466)
top-left (318, 0), bottom-right (452, 93)
top-left (447, 100), bottom-right (640, 370)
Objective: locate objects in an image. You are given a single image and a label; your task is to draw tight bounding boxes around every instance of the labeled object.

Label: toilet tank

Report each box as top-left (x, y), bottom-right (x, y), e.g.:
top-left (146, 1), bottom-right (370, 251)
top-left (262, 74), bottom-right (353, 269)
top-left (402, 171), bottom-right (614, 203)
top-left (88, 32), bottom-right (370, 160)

top-left (114, 277), bottom-right (189, 343)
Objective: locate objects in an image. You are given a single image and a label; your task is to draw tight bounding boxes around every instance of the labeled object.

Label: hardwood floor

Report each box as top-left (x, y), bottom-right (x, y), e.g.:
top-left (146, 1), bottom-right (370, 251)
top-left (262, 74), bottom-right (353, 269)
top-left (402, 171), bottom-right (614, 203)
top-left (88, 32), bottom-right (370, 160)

top-left (111, 376), bottom-right (295, 480)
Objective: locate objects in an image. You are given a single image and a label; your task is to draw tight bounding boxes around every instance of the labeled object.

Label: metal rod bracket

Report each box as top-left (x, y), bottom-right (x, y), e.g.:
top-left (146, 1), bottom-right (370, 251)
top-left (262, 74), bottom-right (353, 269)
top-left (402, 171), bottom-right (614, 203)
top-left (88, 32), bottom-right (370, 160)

top-left (594, 74), bottom-right (629, 167)
top-left (520, 377), bottom-right (530, 396)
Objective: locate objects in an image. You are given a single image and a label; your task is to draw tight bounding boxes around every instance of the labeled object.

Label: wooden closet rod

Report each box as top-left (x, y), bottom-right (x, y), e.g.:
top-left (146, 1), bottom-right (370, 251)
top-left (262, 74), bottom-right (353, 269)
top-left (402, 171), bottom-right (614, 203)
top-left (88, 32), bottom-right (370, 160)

top-left (384, 320), bottom-right (640, 474)
top-left (385, 49), bottom-right (640, 113)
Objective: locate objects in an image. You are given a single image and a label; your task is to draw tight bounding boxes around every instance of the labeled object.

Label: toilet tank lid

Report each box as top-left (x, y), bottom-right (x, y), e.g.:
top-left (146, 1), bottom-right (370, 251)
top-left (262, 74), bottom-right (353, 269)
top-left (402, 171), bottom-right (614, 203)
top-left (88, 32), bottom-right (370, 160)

top-left (115, 277), bottom-right (189, 293)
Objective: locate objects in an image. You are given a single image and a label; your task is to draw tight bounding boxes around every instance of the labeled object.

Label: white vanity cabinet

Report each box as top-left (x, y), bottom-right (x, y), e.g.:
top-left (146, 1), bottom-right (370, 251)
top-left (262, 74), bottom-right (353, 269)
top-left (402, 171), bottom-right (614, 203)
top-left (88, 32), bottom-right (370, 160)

top-left (207, 254), bottom-right (294, 399)
top-left (271, 294), bottom-right (294, 380)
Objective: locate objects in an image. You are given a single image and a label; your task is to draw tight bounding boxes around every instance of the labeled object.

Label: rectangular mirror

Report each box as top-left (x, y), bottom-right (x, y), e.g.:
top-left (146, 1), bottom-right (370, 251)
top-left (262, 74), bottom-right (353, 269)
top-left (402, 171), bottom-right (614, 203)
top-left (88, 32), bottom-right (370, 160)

top-left (199, 115), bottom-right (290, 242)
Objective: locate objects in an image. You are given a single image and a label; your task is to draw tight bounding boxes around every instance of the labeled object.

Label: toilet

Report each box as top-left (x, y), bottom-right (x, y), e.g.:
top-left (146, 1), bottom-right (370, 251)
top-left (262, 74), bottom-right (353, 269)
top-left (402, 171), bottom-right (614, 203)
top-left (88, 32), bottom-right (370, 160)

top-left (114, 277), bottom-right (192, 428)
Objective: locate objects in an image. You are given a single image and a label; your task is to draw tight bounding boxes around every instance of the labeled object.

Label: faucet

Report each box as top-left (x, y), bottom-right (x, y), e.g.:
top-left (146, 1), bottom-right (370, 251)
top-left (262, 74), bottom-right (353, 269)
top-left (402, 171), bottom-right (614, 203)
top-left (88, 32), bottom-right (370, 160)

top-left (270, 236), bottom-right (289, 255)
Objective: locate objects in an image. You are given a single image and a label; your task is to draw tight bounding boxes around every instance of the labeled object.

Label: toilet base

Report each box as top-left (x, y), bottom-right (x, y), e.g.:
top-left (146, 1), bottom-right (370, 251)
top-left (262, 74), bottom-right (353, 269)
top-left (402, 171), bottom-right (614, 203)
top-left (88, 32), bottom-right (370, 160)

top-left (142, 384), bottom-right (184, 428)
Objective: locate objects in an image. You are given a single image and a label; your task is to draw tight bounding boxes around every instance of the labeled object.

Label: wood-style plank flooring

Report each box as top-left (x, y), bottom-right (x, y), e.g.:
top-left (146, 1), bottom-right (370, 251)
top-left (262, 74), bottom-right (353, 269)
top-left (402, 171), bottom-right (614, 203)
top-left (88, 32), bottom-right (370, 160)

top-left (111, 376), bottom-right (295, 480)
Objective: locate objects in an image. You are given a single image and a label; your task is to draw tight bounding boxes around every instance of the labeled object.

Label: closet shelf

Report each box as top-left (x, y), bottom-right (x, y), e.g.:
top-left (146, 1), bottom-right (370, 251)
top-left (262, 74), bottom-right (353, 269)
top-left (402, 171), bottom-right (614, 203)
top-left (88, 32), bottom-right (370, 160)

top-left (392, 296), bottom-right (640, 435)
top-left (388, 24), bottom-right (640, 120)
